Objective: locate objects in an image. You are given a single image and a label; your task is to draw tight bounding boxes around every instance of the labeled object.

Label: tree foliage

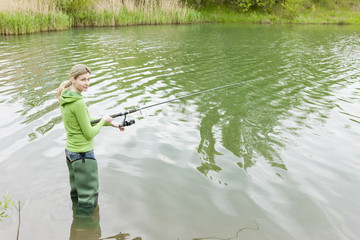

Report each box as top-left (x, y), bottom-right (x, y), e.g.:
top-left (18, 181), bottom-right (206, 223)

top-left (182, 0), bottom-right (309, 14)
top-left (182, 0), bottom-right (279, 11)
top-left (281, 0), bottom-right (304, 18)
top-left (232, 0), bottom-right (278, 12)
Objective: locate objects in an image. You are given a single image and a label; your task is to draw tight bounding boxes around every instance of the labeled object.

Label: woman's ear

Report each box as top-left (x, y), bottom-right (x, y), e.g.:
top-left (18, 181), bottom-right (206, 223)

top-left (70, 77), bottom-right (75, 84)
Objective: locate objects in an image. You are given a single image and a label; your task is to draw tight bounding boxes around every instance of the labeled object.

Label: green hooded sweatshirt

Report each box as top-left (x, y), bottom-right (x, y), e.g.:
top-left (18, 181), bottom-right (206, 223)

top-left (60, 90), bottom-right (106, 153)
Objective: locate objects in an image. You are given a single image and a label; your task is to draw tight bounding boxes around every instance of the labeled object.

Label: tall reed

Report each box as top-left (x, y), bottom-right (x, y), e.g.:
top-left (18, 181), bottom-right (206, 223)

top-left (0, 0), bottom-right (71, 35)
top-left (0, 0), bottom-right (201, 34)
top-left (0, 11), bottom-right (71, 35)
top-left (73, 0), bottom-right (202, 27)
top-left (0, 0), bottom-right (55, 12)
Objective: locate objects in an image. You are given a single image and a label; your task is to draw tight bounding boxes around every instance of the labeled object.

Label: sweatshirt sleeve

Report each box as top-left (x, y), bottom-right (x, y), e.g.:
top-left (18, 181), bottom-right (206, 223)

top-left (73, 100), bottom-right (105, 140)
top-left (90, 117), bottom-right (112, 126)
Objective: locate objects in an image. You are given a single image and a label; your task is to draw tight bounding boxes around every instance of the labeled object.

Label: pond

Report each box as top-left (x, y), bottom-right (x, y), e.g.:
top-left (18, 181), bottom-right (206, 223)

top-left (0, 23), bottom-right (359, 240)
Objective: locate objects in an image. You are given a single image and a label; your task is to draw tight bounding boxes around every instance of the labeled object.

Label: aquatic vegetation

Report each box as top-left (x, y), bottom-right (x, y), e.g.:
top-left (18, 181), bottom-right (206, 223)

top-left (0, 192), bottom-right (14, 221)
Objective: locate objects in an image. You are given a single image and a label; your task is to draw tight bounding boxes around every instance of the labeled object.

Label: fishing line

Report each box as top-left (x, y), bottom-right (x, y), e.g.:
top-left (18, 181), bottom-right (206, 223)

top-left (193, 218), bottom-right (260, 240)
top-left (90, 79), bottom-right (259, 125)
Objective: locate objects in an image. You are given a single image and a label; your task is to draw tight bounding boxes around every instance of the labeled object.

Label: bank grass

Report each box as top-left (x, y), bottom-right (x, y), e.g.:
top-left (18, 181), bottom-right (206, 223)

top-left (200, 8), bottom-right (280, 24)
top-left (271, 0), bottom-right (360, 24)
top-left (292, 12), bottom-right (360, 25)
top-left (0, 10), bottom-right (71, 35)
top-left (1, 0), bottom-right (202, 34)
top-left (0, 0), bottom-right (70, 35)
top-left (73, 5), bottom-right (202, 27)
top-left (1, 0), bottom-right (360, 35)
top-left (72, 0), bottom-right (202, 27)
top-left (199, 0), bottom-right (360, 24)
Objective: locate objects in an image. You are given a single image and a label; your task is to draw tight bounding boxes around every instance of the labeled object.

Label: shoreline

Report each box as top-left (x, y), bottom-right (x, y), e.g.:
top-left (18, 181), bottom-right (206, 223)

top-left (1, 2), bottom-right (359, 35)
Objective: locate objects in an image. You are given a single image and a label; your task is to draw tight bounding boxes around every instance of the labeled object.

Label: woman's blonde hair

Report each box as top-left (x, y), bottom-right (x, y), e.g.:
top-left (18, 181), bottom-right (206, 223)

top-left (56, 64), bottom-right (91, 100)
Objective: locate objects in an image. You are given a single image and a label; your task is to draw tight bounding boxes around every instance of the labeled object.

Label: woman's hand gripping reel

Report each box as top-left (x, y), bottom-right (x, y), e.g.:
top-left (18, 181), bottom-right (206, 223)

top-left (119, 114), bottom-right (135, 128)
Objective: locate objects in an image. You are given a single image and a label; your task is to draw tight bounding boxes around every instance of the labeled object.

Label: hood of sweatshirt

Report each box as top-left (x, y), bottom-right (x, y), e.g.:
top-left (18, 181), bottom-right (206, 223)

top-left (60, 90), bottom-right (82, 106)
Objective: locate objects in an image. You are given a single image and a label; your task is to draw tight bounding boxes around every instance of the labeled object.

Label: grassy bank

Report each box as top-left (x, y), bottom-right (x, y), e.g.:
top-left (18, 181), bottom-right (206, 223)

top-left (0, 0), bottom-right (202, 34)
top-left (0, 0), bottom-right (71, 34)
top-left (1, 0), bottom-right (360, 35)
top-left (0, 11), bottom-right (71, 35)
top-left (200, 0), bottom-right (360, 24)
top-left (71, 0), bottom-right (202, 27)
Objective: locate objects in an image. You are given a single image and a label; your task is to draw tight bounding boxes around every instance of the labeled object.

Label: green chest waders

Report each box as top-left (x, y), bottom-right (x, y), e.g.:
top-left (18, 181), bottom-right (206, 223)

top-left (66, 149), bottom-right (99, 216)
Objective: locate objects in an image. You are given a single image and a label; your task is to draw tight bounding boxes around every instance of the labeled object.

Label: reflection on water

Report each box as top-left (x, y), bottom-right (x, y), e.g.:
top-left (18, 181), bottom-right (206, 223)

top-left (100, 233), bottom-right (142, 240)
top-left (2, 25), bottom-right (358, 175)
top-left (70, 206), bottom-right (101, 240)
top-left (187, 25), bottom-right (360, 180)
top-left (1, 24), bottom-right (360, 240)
top-left (70, 206), bottom-right (142, 240)
top-left (0, 25), bottom-right (359, 183)
top-left (193, 218), bottom-right (260, 240)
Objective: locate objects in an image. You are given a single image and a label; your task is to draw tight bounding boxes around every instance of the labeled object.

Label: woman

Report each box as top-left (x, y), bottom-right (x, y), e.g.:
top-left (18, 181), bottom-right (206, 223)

top-left (56, 64), bottom-right (123, 216)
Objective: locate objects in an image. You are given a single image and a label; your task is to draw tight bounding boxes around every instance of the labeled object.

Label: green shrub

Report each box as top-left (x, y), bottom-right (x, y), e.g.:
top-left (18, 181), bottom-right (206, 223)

top-left (232, 0), bottom-right (278, 12)
top-left (55, 0), bottom-right (100, 15)
top-left (282, 0), bottom-right (303, 19)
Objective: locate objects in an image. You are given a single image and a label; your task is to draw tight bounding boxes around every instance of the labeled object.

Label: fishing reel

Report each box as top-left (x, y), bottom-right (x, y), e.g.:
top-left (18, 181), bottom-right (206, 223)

top-left (119, 115), bottom-right (135, 128)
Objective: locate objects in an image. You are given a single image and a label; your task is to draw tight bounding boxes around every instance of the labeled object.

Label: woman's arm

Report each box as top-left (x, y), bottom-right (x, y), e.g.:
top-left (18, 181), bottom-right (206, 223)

top-left (73, 100), bottom-right (106, 140)
top-left (90, 117), bottom-right (112, 126)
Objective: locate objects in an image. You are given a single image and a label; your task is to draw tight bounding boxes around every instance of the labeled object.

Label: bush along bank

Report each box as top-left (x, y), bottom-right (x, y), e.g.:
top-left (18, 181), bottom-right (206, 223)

top-left (186, 0), bottom-right (360, 25)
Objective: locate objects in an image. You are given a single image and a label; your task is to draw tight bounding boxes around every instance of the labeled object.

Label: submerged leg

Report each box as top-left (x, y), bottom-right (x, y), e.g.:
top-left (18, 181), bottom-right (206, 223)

top-left (70, 205), bottom-right (101, 240)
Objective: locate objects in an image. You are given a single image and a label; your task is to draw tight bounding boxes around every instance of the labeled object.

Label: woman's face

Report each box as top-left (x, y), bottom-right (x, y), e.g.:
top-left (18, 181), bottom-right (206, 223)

top-left (71, 72), bottom-right (90, 93)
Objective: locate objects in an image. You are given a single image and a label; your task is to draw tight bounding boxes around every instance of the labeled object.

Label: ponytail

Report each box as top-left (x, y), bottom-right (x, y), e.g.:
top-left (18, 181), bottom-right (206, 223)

top-left (56, 64), bottom-right (91, 100)
top-left (56, 80), bottom-right (72, 100)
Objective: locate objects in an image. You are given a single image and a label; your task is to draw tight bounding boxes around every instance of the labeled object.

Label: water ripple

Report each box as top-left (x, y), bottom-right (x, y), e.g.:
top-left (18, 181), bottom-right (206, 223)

top-left (1, 24), bottom-right (360, 240)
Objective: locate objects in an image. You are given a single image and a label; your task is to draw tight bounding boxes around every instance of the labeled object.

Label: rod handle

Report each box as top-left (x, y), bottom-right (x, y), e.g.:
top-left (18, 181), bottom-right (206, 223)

top-left (90, 109), bottom-right (137, 125)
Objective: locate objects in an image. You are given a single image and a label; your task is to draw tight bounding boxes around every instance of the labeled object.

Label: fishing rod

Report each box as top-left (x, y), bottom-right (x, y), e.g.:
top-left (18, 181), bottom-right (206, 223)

top-left (90, 80), bottom-right (254, 126)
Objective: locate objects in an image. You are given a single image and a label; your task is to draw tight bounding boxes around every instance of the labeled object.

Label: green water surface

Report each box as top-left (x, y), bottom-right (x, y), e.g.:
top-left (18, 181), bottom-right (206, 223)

top-left (0, 24), bottom-right (359, 240)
